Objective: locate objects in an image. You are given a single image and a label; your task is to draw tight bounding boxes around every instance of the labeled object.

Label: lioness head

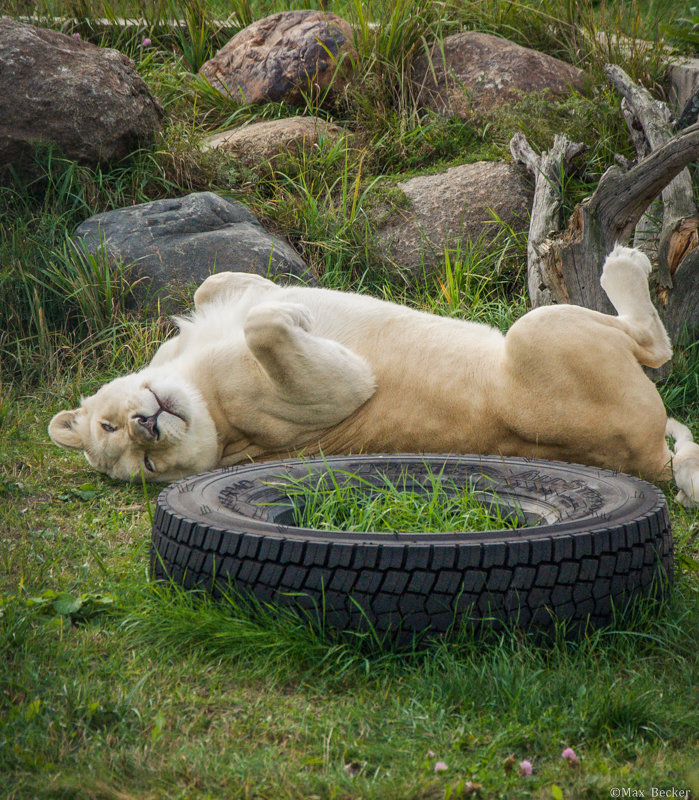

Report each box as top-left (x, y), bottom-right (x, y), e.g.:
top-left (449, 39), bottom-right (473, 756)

top-left (49, 370), bottom-right (219, 482)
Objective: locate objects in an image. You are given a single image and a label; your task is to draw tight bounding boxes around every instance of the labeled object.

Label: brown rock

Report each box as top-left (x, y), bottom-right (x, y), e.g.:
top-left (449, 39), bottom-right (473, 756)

top-left (199, 10), bottom-right (354, 106)
top-left (201, 116), bottom-right (348, 167)
top-left (0, 18), bottom-right (163, 178)
top-left (412, 32), bottom-right (586, 117)
top-left (374, 161), bottom-right (533, 273)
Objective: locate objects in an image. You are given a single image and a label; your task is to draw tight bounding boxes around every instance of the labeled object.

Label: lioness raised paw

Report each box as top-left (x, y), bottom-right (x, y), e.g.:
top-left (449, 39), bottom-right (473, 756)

top-left (600, 245), bottom-right (672, 369)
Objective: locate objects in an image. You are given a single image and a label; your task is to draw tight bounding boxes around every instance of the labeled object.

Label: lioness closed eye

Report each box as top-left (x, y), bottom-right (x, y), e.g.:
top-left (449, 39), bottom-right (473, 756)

top-left (50, 248), bottom-right (699, 506)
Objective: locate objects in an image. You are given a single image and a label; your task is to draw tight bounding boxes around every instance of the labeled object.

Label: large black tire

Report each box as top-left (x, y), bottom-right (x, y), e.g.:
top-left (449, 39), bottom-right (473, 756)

top-left (150, 455), bottom-right (673, 638)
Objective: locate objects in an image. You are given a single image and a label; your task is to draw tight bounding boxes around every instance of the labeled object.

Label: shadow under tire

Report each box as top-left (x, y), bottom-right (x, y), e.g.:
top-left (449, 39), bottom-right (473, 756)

top-left (150, 454), bottom-right (673, 638)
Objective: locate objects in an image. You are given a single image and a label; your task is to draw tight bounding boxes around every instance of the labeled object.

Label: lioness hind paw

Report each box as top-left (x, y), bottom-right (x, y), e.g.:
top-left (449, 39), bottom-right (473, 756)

top-left (605, 244), bottom-right (652, 276)
top-left (600, 245), bottom-right (654, 304)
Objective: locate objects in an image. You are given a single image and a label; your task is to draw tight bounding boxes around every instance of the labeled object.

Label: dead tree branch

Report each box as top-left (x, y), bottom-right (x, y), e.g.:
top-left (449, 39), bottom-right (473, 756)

top-left (509, 132), bottom-right (586, 306)
top-left (588, 119), bottom-right (699, 253)
top-left (605, 63), bottom-right (698, 284)
top-left (511, 96), bottom-right (699, 348)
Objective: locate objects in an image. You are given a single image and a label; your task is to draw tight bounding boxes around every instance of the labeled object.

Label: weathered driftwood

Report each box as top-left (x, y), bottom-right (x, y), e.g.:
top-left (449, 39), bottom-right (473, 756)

top-left (675, 84), bottom-right (699, 130)
top-left (509, 132), bottom-right (586, 307)
top-left (615, 86), bottom-right (657, 251)
top-left (606, 64), bottom-right (698, 287)
top-left (511, 67), bottom-right (699, 347)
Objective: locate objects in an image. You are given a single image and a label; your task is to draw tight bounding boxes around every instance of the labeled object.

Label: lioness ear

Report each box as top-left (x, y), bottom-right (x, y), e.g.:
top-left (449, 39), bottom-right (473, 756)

top-left (48, 409), bottom-right (85, 450)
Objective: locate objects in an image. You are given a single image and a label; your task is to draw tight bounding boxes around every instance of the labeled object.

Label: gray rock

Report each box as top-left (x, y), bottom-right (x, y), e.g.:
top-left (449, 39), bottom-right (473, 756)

top-left (74, 192), bottom-right (313, 302)
top-left (199, 10), bottom-right (354, 106)
top-left (412, 32), bottom-right (586, 118)
top-left (0, 18), bottom-right (162, 179)
top-left (374, 161), bottom-right (533, 273)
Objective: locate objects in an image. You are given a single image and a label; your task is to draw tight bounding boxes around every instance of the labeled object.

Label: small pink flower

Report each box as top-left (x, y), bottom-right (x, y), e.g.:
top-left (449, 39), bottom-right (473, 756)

top-left (141, 37), bottom-right (151, 48)
top-left (72, 32), bottom-right (81, 39)
top-left (426, 749), bottom-right (436, 758)
top-left (562, 747), bottom-right (579, 765)
top-left (434, 761), bottom-right (448, 772)
top-left (518, 759), bottom-right (533, 776)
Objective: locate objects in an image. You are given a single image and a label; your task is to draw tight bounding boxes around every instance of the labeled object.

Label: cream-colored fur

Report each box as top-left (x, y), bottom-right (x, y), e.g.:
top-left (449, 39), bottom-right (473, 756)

top-left (665, 419), bottom-right (699, 506)
top-left (49, 246), bottom-right (698, 505)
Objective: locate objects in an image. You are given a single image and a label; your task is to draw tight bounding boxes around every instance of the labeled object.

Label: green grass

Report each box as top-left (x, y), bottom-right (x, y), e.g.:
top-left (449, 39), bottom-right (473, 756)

top-left (277, 465), bottom-right (523, 533)
top-left (1, 0), bottom-right (699, 796)
top-left (1, 410), bottom-right (698, 798)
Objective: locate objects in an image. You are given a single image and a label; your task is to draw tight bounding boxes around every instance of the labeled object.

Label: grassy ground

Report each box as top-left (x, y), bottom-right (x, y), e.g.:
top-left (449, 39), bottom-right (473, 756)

top-left (2, 413), bottom-right (698, 799)
top-left (1, 0), bottom-right (699, 797)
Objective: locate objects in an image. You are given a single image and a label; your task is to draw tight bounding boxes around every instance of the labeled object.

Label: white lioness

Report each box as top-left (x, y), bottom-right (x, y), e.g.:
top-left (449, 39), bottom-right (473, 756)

top-left (49, 246), bottom-right (699, 505)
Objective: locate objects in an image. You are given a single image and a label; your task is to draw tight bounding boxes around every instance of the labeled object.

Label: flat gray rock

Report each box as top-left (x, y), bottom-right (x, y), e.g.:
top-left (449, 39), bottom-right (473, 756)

top-left (74, 192), bottom-right (313, 302)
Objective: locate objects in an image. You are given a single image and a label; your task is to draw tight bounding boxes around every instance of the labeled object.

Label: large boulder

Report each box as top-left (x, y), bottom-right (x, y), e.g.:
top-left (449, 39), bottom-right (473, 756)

top-left (73, 192), bottom-right (313, 302)
top-left (199, 10), bottom-right (354, 106)
top-left (412, 32), bottom-right (586, 118)
top-left (0, 18), bottom-right (163, 178)
top-left (373, 161), bottom-right (533, 273)
top-left (201, 116), bottom-right (349, 168)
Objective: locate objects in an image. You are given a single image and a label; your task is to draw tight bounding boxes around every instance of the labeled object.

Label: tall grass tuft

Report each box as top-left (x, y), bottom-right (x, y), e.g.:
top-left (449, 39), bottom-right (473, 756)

top-left (343, 0), bottom-right (449, 137)
top-left (660, 341), bottom-right (699, 429)
top-left (254, 137), bottom-right (383, 286)
top-left (276, 463), bottom-right (522, 533)
top-left (40, 236), bottom-right (139, 333)
top-left (0, 147), bottom-right (177, 382)
top-left (164, 0), bottom-right (220, 73)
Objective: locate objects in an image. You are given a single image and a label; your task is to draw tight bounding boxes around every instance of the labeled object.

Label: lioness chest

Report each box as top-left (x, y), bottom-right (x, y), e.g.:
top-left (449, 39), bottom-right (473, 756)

top-left (174, 285), bottom-right (511, 460)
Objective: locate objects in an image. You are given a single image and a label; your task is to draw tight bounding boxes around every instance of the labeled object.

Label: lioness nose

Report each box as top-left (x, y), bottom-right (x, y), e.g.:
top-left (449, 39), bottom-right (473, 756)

top-left (136, 413), bottom-right (159, 438)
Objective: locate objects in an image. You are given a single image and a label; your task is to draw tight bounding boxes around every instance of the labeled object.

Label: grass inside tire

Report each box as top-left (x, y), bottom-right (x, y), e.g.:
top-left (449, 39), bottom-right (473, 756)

top-left (150, 454), bottom-right (673, 640)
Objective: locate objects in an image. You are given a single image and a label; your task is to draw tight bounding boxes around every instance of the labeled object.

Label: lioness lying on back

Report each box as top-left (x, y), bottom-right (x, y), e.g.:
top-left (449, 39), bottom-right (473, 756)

top-left (49, 246), bottom-right (699, 505)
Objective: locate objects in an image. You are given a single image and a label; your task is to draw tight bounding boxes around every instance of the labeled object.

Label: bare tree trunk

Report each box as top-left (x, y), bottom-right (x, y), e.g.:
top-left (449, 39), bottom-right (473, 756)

top-left (509, 133), bottom-right (586, 306)
top-left (511, 70), bottom-right (699, 348)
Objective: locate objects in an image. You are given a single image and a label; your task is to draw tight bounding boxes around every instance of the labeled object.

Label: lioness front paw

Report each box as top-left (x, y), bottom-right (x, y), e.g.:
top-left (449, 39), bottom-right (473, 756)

top-left (245, 302), bottom-right (314, 333)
